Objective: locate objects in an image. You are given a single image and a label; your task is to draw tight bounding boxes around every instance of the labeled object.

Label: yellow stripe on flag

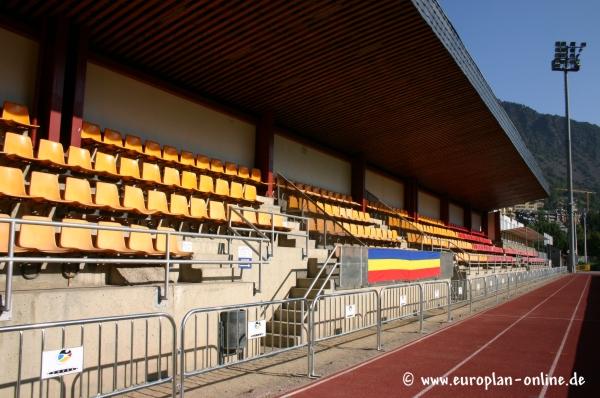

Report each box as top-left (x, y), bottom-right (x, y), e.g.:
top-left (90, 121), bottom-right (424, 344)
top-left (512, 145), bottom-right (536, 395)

top-left (367, 258), bottom-right (440, 271)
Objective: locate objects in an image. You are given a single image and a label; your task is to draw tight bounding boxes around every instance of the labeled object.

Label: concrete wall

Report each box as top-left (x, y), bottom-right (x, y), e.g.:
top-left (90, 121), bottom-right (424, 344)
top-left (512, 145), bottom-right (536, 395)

top-left (472, 211), bottom-right (482, 232)
top-left (365, 169), bottom-right (404, 209)
top-left (449, 203), bottom-right (464, 226)
top-left (273, 134), bottom-right (351, 194)
top-left (84, 63), bottom-right (256, 166)
top-left (418, 190), bottom-right (440, 219)
top-left (0, 27), bottom-right (38, 107)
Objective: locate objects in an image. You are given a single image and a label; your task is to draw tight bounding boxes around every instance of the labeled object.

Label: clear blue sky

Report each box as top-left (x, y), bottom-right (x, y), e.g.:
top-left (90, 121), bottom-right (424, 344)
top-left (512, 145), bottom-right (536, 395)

top-left (439, 0), bottom-right (600, 126)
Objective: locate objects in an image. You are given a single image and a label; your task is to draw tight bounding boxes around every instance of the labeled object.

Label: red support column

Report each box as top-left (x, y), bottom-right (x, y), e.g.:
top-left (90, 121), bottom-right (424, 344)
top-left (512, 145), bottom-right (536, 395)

top-left (61, 24), bottom-right (88, 148)
top-left (351, 153), bottom-right (367, 211)
top-left (254, 112), bottom-right (274, 197)
top-left (34, 18), bottom-right (68, 143)
top-left (404, 178), bottom-right (419, 220)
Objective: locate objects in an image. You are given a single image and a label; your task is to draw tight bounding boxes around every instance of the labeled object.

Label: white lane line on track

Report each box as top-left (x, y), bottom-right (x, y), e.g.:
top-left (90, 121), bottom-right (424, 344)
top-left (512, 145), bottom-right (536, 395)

top-left (538, 275), bottom-right (590, 398)
top-left (413, 275), bottom-right (580, 398)
top-left (280, 275), bottom-right (570, 398)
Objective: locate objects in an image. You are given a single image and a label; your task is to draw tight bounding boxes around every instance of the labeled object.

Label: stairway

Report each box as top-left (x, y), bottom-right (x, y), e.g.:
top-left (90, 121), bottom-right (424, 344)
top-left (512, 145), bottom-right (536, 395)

top-left (264, 255), bottom-right (339, 348)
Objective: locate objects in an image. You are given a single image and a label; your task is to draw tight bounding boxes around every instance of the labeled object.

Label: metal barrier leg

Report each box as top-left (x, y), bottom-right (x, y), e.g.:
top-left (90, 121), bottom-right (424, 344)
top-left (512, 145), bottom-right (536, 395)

top-left (418, 285), bottom-right (424, 333)
top-left (308, 303), bottom-right (318, 378)
top-left (468, 280), bottom-right (473, 314)
top-left (376, 297), bottom-right (382, 351)
top-left (446, 281), bottom-right (451, 322)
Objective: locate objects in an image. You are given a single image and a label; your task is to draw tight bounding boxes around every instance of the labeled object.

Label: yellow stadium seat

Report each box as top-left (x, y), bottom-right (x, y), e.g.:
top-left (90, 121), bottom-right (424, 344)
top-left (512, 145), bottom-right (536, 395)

top-left (66, 146), bottom-right (94, 172)
top-left (141, 162), bottom-right (163, 185)
top-left (163, 167), bottom-right (181, 187)
top-left (0, 101), bottom-right (38, 128)
top-left (19, 216), bottom-right (71, 253)
top-left (181, 171), bottom-right (198, 191)
top-left (0, 214), bottom-right (28, 253)
top-left (238, 166), bottom-right (250, 180)
top-left (170, 194), bottom-right (191, 217)
top-left (80, 121), bottom-right (102, 143)
top-left (198, 174), bottom-right (214, 195)
top-left (163, 145), bottom-right (179, 163)
top-left (128, 225), bottom-right (163, 255)
top-left (59, 219), bottom-right (107, 253)
top-left (288, 195), bottom-right (300, 210)
top-left (2, 132), bottom-right (35, 161)
top-left (0, 166), bottom-right (31, 199)
top-left (180, 151), bottom-right (195, 167)
top-left (273, 215), bottom-right (290, 231)
top-left (243, 209), bottom-right (258, 225)
top-left (156, 227), bottom-right (192, 257)
top-left (229, 181), bottom-right (244, 201)
top-left (123, 185), bottom-right (157, 215)
top-left (195, 155), bottom-right (210, 170)
top-left (250, 168), bottom-right (261, 183)
top-left (103, 128), bottom-right (123, 148)
top-left (147, 190), bottom-right (171, 215)
top-left (64, 177), bottom-right (105, 209)
top-left (244, 184), bottom-right (257, 203)
top-left (94, 152), bottom-right (118, 176)
top-left (257, 212), bottom-right (272, 228)
top-left (29, 171), bottom-right (72, 204)
top-left (224, 162), bottom-right (237, 176)
top-left (210, 159), bottom-right (224, 174)
top-left (190, 197), bottom-right (208, 221)
top-left (96, 221), bottom-right (140, 254)
top-left (95, 182), bottom-right (132, 211)
top-left (119, 157), bottom-right (141, 180)
top-left (124, 134), bottom-right (144, 153)
top-left (36, 139), bottom-right (65, 166)
top-left (144, 140), bottom-right (162, 160)
top-left (208, 201), bottom-right (227, 223)
top-left (214, 178), bottom-right (229, 198)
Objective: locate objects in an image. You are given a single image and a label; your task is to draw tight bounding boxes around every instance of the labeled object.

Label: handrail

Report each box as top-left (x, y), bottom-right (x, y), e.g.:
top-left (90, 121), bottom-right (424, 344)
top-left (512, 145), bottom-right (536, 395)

top-left (277, 173), bottom-right (367, 247)
top-left (303, 245), bottom-right (340, 300)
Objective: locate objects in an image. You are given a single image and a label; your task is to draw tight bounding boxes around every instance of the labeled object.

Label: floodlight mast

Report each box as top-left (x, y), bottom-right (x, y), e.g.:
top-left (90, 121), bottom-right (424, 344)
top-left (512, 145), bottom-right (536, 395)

top-left (551, 41), bottom-right (586, 272)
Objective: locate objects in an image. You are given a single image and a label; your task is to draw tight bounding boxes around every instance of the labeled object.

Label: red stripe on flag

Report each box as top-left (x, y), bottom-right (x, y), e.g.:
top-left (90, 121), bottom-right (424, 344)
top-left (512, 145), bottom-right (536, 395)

top-left (368, 267), bottom-right (441, 282)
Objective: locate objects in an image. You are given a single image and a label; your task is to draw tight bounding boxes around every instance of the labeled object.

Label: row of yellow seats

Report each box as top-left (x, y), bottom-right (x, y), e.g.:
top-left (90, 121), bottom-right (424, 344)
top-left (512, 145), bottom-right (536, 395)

top-left (1, 134), bottom-right (259, 205)
top-left (0, 215), bottom-right (191, 257)
top-left (81, 122), bottom-right (261, 183)
top-left (293, 182), bottom-right (354, 205)
top-left (405, 233), bottom-right (473, 250)
top-left (0, 165), bottom-right (232, 222)
top-left (308, 218), bottom-right (398, 242)
top-left (288, 195), bottom-right (371, 223)
top-left (388, 217), bottom-right (420, 231)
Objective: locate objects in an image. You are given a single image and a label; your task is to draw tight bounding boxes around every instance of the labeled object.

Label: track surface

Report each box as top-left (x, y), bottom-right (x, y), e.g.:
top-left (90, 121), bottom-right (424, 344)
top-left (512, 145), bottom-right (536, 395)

top-left (283, 274), bottom-right (599, 397)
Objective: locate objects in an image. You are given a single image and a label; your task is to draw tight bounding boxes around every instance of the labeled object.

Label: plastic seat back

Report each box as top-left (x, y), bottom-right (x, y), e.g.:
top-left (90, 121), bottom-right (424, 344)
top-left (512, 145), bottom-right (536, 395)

top-left (209, 201), bottom-right (226, 222)
top-left (3, 132), bottom-right (34, 158)
top-left (242, 210), bottom-right (258, 225)
top-left (103, 129), bottom-right (123, 147)
top-left (94, 152), bottom-right (118, 175)
top-left (250, 168), bottom-right (261, 182)
top-left (144, 141), bottom-right (162, 158)
top-left (142, 162), bottom-right (162, 184)
top-left (243, 184), bottom-right (257, 202)
top-left (156, 227), bottom-right (191, 255)
top-left (124, 135), bottom-right (143, 153)
top-left (96, 221), bottom-right (130, 252)
top-left (19, 216), bottom-right (64, 252)
top-left (123, 185), bottom-right (151, 213)
top-left (67, 146), bottom-right (93, 170)
top-left (258, 212), bottom-right (271, 226)
top-left (170, 194), bottom-right (190, 216)
top-left (81, 121), bottom-right (102, 142)
top-left (64, 177), bottom-right (94, 205)
top-left (147, 190), bottom-right (170, 213)
top-left (60, 218), bottom-right (97, 251)
top-left (214, 178), bottom-right (229, 197)
top-left (238, 166), bottom-right (250, 180)
top-left (2, 101), bottom-right (34, 125)
top-left (119, 157), bottom-right (141, 179)
top-left (162, 145), bottom-right (179, 163)
top-left (128, 225), bottom-right (158, 254)
top-left (95, 182), bottom-right (124, 209)
top-left (180, 151), bottom-right (195, 166)
top-left (29, 171), bottom-right (64, 201)
top-left (229, 181), bottom-right (243, 200)
top-left (181, 171), bottom-right (198, 190)
top-left (190, 197), bottom-right (208, 219)
top-left (0, 213), bottom-right (24, 252)
top-left (163, 167), bottom-right (181, 187)
top-left (198, 175), bottom-right (214, 194)
top-left (224, 162), bottom-right (237, 176)
top-left (210, 159), bottom-right (224, 173)
top-left (196, 155), bottom-right (210, 170)
top-left (0, 166), bottom-right (28, 197)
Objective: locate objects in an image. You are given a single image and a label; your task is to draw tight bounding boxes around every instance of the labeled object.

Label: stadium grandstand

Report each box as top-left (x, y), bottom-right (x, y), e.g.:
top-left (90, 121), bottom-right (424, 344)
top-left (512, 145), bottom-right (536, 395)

top-left (0, 1), bottom-right (562, 397)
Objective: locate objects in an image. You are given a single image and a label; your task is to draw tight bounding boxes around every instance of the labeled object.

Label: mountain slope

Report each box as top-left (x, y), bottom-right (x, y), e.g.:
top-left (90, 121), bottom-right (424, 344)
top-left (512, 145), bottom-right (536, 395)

top-left (501, 101), bottom-right (600, 209)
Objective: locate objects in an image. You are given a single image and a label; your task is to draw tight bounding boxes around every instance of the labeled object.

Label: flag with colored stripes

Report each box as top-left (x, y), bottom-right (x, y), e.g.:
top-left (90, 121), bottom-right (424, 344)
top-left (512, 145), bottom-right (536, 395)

top-left (368, 248), bottom-right (441, 283)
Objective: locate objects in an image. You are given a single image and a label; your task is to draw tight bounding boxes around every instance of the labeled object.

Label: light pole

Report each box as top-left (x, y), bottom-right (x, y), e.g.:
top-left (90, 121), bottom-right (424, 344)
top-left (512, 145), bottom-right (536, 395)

top-left (551, 41), bottom-right (586, 273)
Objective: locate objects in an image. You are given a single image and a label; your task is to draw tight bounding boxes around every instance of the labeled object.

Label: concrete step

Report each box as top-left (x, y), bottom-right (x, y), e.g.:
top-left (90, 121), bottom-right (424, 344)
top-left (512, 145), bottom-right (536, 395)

top-left (262, 334), bottom-right (300, 348)
top-left (289, 287), bottom-right (326, 299)
top-left (274, 308), bottom-right (305, 322)
top-left (267, 320), bottom-right (304, 336)
top-left (295, 277), bottom-right (329, 289)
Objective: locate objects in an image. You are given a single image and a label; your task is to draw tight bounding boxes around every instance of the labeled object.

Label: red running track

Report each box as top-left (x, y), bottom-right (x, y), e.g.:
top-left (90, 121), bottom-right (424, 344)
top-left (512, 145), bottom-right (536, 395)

top-left (282, 273), bottom-right (600, 397)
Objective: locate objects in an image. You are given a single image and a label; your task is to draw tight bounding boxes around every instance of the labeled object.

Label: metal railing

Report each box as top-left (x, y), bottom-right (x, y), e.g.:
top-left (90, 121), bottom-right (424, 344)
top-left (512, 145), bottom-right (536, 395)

top-left (0, 217), bottom-right (271, 317)
top-left (228, 205), bottom-right (310, 259)
top-left (380, 283), bottom-right (423, 332)
top-left (276, 174), bottom-right (367, 247)
top-left (179, 298), bottom-right (308, 397)
top-left (0, 312), bottom-right (177, 398)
